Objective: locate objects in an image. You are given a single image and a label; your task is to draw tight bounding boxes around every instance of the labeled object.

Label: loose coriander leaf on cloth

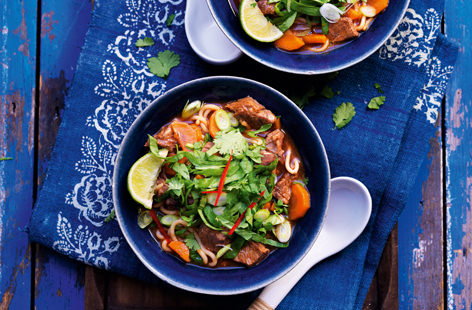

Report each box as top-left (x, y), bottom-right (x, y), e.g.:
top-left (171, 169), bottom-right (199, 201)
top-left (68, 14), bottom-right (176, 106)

top-left (166, 14), bottom-right (175, 26)
top-left (208, 129), bottom-right (249, 156)
top-left (368, 96), bottom-right (386, 110)
top-left (104, 210), bottom-right (116, 223)
top-left (0, 157), bottom-right (13, 161)
top-left (291, 88), bottom-right (317, 109)
top-left (374, 83), bottom-right (384, 93)
top-left (147, 50), bottom-right (181, 78)
top-left (333, 102), bottom-right (356, 129)
top-left (135, 37), bottom-right (154, 47)
top-left (320, 85), bottom-right (335, 99)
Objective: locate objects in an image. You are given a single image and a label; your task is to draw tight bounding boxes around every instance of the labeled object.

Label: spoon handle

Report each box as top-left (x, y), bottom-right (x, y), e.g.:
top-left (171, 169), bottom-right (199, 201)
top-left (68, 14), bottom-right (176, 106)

top-left (248, 252), bottom-right (324, 310)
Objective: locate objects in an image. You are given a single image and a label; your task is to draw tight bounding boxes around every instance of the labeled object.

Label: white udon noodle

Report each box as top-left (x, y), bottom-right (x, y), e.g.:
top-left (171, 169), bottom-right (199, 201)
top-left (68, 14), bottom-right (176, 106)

top-left (285, 149), bottom-right (300, 175)
top-left (190, 104), bottom-right (221, 133)
top-left (191, 229), bottom-right (218, 267)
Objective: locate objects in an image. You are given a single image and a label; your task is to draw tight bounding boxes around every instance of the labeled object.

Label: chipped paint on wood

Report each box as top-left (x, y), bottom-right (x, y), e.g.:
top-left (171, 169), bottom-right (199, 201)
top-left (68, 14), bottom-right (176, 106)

top-left (445, 0), bottom-right (472, 308)
top-left (34, 1), bottom-right (92, 309)
top-left (398, 133), bottom-right (444, 309)
top-left (0, 0), bottom-right (37, 309)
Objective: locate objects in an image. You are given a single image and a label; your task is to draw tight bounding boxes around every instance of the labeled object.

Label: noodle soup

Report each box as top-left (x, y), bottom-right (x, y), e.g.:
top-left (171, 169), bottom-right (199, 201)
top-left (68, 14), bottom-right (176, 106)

top-left (234, 0), bottom-right (389, 54)
top-left (129, 97), bottom-right (311, 268)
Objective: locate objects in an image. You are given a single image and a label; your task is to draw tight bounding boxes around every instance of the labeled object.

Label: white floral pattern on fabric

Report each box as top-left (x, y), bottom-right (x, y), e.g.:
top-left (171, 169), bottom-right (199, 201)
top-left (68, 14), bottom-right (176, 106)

top-left (53, 213), bottom-right (121, 269)
top-left (379, 8), bottom-right (440, 68)
top-left (55, 0), bottom-right (184, 266)
top-left (414, 57), bottom-right (454, 124)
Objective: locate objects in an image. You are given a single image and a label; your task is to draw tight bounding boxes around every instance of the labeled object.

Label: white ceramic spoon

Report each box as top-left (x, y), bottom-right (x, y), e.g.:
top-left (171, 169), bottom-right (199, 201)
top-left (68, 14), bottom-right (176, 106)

top-left (185, 0), bottom-right (242, 64)
top-left (249, 177), bottom-right (372, 310)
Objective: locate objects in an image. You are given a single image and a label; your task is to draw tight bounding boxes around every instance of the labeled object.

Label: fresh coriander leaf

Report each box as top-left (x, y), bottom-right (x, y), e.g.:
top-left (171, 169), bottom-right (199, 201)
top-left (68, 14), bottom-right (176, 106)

top-left (332, 102), bottom-right (356, 129)
top-left (147, 50), bottom-right (181, 78)
top-left (135, 37), bottom-right (155, 47)
top-left (184, 233), bottom-right (201, 251)
top-left (321, 16), bottom-right (329, 35)
top-left (274, 11), bottom-right (297, 32)
top-left (374, 83), bottom-right (384, 93)
top-left (320, 85), bottom-right (335, 99)
top-left (247, 124), bottom-right (272, 137)
top-left (208, 129), bottom-right (248, 156)
top-left (250, 2), bottom-right (257, 7)
top-left (367, 96), bottom-right (386, 110)
top-left (104, 210), bottom-right (116, 223)
top-left (0, 157), bottom-right (13, 161)
top-left (291, 88), bottom-right (316, 109)
top-left (166, 14), bottom-right (175, 26)
top-left (167, 177), bottom-right (185, 196)
top-left (172, 162), bottom-right (190, 180)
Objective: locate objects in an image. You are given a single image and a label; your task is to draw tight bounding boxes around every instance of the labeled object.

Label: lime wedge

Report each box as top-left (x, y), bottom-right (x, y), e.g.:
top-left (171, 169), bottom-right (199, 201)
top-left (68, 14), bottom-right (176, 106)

top-left (127, 150), bottom-right (168, 209)
top-left (240, 0), bottom-right (283, 42)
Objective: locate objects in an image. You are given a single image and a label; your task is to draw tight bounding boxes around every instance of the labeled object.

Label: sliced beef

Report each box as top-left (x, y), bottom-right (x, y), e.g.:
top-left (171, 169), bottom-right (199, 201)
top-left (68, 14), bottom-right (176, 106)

top-left (257, 0), bottom-right (276, 15)
top-left (261, 150), bottom-right (278, 166)
top-left (196, 225), bottom-right (230, 253)
top-left (154, 177), bottom-right (169, 196)
top-left (148, 124), bottom-right (178, 151)
top-left (266, 129), bottom-right (285, 157)
top-left (274, 173), bottom-right (292, 204)
top-left (234, 241), bottom-right (270, 266)
top-left (327, 17), bottom-right (359, 43)
top-left (225, 97), bottom-right (276, 129)
top-left (164, 197), bottom-right (179, 210)
top-left (202, 141), bottom-right (214, 152)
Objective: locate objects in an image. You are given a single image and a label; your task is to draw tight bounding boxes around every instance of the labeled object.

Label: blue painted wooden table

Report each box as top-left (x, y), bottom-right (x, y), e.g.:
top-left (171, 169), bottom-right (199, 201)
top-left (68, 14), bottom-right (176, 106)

top-left (0, 0), bottom-right (470, 309)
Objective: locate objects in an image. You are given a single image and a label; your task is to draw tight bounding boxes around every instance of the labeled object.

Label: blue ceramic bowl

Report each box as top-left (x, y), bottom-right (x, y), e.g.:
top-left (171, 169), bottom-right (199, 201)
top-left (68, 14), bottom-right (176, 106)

top-left (113, 76), bottom-right (330, 295)
top-left (206, 0), bottom-right (410, 75)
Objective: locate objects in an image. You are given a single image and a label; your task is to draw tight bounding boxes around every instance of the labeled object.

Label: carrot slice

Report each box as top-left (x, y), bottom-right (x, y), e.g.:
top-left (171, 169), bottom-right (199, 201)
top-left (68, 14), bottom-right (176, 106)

top-left (345, 8), bottom-right (363, 20)
top-left (288, 183), bottom-right (311, 220)
top-left (366, 0), bottom-right (388, 14)
top-left (168, 241), bottom-right (191, 263)
top-left (208, 113), bottom-right (220, 138)
top-left (302, 34), bottom-right (328, 44)
top-left (171, 122), bottom-right (198, 150)
top-left (275, 30), bottom-right (305, 51)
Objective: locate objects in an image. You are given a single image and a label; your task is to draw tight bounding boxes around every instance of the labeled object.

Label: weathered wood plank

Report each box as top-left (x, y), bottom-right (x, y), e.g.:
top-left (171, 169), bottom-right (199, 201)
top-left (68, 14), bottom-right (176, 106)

top-left (0, 0), bottom-right (38, 309)
top-left (33, 0), bottom-right (93, 309)
top-left (398, 132), bottom-right (444, 309)
top-left (445, 0), bottom-right (472, 307)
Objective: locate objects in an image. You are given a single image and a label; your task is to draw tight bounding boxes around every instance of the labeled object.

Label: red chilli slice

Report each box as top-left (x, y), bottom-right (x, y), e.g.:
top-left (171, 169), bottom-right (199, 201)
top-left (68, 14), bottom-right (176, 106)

top-left (214, 155), bottom-right (233, 206)
top-left (228, 191), bottom-right (265, 236)
top-left (149, 210), bottom-right (171, 243)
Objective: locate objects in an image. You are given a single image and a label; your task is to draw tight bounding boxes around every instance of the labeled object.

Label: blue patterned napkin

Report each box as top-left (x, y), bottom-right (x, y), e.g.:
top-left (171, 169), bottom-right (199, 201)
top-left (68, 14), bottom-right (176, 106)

top-left (29, 0), bottom-right (458, 308)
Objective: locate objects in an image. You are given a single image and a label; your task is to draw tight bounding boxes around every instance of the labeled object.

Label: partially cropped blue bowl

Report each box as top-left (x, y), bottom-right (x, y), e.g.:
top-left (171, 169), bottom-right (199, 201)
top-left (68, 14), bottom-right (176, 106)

top-left (206, 0), bottom-right (410, 75)
top-left (113, 76), bottom-right (330, 295)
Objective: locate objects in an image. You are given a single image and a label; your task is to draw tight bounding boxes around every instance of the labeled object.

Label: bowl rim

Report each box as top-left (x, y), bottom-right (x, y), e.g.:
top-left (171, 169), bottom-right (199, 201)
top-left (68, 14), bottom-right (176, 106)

top-left (206, 0), bottom-right (411, 75)
top-left (113, 76), bottom-right (331, 295)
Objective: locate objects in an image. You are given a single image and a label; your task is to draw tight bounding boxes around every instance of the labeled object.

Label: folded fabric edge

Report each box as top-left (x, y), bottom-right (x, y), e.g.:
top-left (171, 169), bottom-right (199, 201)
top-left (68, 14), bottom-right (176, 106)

top-left (353, 33), bottom-right (460, 308)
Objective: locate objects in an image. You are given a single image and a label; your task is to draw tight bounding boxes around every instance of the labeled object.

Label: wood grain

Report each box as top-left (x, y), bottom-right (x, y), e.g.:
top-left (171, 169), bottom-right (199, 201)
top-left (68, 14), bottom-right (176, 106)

top-left (33, 0), bottom-right (92, 309)
top-left (0, 0), bottom-right (38, 309)
top-left (445, 0), bottom-right (472, 308)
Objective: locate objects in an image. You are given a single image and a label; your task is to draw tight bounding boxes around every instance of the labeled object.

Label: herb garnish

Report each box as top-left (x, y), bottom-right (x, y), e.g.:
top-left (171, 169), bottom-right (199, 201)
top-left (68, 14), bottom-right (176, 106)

top-left (135, 37), bottom-right (155, 47)
top-left (104, 210), bottom-right (116, 223)
top-left (320, 85), bottom-right (335, 99)
top-left (333, 102), bottom-right (356, 129)
top-left (0, 157), bottom-right (12, 161)
top-left (166, 14), bottom-right (175, 26)
top-left (374, 83), bottom-right (384, 93)
top-left (147, 50), bottom-right (181, 79)
top-left (367, 96), bottom-right (386, 110)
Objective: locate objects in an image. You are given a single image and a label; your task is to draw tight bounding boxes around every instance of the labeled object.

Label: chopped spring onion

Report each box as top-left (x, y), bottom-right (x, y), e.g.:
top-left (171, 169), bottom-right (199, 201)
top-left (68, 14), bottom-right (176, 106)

top-left (216, 244), bottom-right (232, 259)
top-left (161, 214), bottom-right (180, 226)
top-left (137, 211), bottom-right (153, 228)
top-left (273, 220), bottom-right (292, 243)
top-left (214, 110), bottom-right (231, 131)
top-left (228, 112), bottom-right (239, 127)
top-left (182, 100), bottom-right (203, 119)
top-left (263, 214), bottom-right (285, 226)
top-left (254, 209), bottom-right (270, 222)
top-left (320, 3), bottom-right (344, 23)
top-left (207, 192), bottom-right (228, 206)
top-left (213, 206), bottom-right (226, 216)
